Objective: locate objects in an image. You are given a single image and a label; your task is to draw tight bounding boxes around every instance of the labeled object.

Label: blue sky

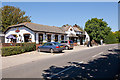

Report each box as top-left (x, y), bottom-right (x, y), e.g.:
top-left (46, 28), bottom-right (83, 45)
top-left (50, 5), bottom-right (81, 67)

top-left (2, 2), bottom-right (118, 31)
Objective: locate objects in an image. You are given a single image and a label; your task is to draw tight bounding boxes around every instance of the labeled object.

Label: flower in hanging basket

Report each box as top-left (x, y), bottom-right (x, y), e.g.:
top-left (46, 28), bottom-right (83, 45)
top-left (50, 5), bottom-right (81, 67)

top-left (15, 30), bottom-right (20, 33)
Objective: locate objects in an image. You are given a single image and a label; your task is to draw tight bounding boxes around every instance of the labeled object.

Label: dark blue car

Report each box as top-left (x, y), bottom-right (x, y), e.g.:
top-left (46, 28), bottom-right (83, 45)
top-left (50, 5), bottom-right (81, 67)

top-left (38, 42), bottom-right (65, 53)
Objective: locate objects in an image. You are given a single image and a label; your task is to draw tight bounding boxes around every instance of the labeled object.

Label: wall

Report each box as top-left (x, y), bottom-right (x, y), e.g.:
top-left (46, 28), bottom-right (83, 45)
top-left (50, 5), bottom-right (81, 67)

top-left (84, 31), bottom-right (90, 42)
top-left (5, 26), bottom-right (70, 44)
top-left (34, 33), bottom-right (66, 44)
top-left (65, 26), bottom-right (76, 37)
top-left (5, 26), bottom-right (35, 43)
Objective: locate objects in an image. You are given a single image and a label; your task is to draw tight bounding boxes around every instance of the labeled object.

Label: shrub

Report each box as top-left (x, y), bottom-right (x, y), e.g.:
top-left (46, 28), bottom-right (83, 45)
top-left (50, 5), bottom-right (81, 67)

top-left (21, 43), bottom-right (36, 52)
top-left (2, 46), bottom-right (22, 56)
top-left (1, 43), bottom-right (36, 56)
top-left (104, 32), bottom-right (118, 44)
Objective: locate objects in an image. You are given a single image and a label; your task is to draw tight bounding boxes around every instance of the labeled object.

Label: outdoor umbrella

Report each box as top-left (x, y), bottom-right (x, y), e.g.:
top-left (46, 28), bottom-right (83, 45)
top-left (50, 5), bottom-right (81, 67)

top-left (6, 35), bottom-right (16, 39)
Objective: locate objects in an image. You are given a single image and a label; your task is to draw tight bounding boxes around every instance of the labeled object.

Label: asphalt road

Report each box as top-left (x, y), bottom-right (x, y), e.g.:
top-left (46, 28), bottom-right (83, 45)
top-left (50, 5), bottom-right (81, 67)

top-left (2, 44), bottom-right (119, 79)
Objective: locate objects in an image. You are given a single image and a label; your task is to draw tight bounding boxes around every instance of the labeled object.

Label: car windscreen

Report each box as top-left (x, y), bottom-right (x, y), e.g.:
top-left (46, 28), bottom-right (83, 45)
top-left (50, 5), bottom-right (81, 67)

top-left (43, 43), bottom-right (53, 46)
top-left (61, 41), bottom-right (68, 43)
top-left (43, 43), bottom-right (47, 46)
top-left (53, 42), bottom-right (61, 45)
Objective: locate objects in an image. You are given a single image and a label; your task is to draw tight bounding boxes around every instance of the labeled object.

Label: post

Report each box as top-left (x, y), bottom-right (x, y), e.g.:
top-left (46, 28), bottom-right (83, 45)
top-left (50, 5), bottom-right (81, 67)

top-left (36, 33), bottom-right (39, 44)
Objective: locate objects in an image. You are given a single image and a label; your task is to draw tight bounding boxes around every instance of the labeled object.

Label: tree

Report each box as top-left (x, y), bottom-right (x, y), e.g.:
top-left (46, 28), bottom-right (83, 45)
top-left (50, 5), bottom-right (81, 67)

top-left (0, 6), bottom-right (31, 32)
top-left (104, 32), bottom-right (117, 44)
top-left (114, 31), bottom-right (120, 43)
top-left (85, 18), bottom-right (111, 43)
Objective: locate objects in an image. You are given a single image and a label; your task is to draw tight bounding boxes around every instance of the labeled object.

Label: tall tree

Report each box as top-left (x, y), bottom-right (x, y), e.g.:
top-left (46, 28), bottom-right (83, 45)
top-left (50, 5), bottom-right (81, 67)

top-left (0, 6), bottom-right (31, 32)
top-left (114, 31), bottom-right (120, 43)
top-left (104, 32), bottom-right (117, 44)
top-left (85, 18), bottom-right (111, 43)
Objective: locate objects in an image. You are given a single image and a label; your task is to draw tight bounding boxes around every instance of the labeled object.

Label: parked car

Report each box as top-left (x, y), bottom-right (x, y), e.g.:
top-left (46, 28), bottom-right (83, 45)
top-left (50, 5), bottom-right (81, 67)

top-left (38, 42), bottom-right (64, 53)
top-left (59, 40), bottom-right (74, 50)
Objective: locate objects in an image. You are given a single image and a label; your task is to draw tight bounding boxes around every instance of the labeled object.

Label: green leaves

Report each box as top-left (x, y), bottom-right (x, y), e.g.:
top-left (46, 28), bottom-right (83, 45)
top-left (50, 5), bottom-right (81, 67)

top-left (104, 32), bottom-right (118, 44)
top-left (113, 31), bottom-right (120, 43)
top-left (0, 6), bottom-right (31, 32)
top-left (85, 18), bottom-right (111, 43)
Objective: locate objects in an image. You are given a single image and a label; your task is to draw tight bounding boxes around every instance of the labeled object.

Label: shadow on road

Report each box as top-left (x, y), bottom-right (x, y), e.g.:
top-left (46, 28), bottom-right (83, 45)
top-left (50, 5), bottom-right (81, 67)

top-left (42, 50), bottom-right (120, 80)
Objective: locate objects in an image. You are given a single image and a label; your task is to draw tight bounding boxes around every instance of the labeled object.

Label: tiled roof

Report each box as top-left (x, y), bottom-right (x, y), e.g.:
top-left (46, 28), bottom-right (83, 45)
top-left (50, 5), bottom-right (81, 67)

top-left (60, 26), bottom-right (82, 32)
top-left (73, 27), bottom-right (82, 32)
top-left (5, 22), bottom-right (66, 34)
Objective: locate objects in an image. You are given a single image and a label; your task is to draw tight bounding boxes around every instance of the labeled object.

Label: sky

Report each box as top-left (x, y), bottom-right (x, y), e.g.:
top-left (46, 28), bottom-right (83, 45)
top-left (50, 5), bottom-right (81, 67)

top-left (118, 3), bottom-right (120, 30)
top-left (2, 2), bottom-right (118, 31)
top-left (1, 0), bottom-right (119, 2)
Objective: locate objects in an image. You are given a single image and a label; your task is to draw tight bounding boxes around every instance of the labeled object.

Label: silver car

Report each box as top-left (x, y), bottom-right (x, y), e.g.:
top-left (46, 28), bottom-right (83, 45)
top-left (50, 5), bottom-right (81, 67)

top-left (38, 42), bottom-right (64, 53)
top-left (60, 40), bottom-right (74, 50)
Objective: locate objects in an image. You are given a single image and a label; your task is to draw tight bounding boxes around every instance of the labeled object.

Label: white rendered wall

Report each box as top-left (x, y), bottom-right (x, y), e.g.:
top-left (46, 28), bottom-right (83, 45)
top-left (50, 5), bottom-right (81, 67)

top-left (36, 33), bottom-right (39, 44)
top-left (85, 31), bottom-right (90, 42)
top-left (51, 34), bottom-right (55, 42)
top-left (5, 26), bottom-right (35, 43)
top-left (65, 26), bottom-right (76, 37)
top-left (43, 33), bottom-right (47, 43)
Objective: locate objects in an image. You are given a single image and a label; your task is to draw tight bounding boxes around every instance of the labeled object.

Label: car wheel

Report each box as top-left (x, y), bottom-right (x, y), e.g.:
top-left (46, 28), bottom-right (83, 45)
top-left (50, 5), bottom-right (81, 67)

top-left (65, 46), bottom-right (69, 50)
top-left (50, 49), bottom-right (54, 53)
top-left (71, 48), bottom-right (73, 50)
top-left (59, 50), bottom-right (62, 53)
top-left (38, 48), bottom-right (41, 52)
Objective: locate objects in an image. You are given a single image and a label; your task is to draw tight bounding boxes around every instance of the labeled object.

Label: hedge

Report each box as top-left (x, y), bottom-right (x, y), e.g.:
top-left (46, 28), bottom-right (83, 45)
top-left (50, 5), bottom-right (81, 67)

top-left (2, 46), bottom-right (22, 56)
top-left (1, 43), bottom-right (36, 56)
top-left (15, 43), bottom-right (36, 52)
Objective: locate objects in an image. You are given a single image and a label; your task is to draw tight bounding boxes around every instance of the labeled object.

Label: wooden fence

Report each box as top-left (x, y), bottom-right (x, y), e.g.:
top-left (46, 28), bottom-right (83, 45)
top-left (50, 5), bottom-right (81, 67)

top-left (2, 43), bottom-right (17, 47)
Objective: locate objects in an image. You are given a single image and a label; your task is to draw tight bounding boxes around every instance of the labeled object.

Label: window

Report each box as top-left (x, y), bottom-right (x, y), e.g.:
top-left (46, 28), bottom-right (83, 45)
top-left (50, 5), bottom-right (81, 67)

top-left (43, 43), bottom-right (48, 46)
top-left (65, 41), bottom-right (68, 43)
top-left (61, 35), bottom-right (64, 40)
top-left (13, 35), bottom-right (17, 43)
top-left (39, 34), bottom-right (43, 44)
top-left (53, 42), bottom-right (60, 45)
top-left (61, 41), bottom-right (64, 43)
top-left (47, 35), bottom-right (51, 42)
top-left (44, 43), bottom-right (53, 46)
top-left (48, 43), bottom-right (53, 46)
top-left (69, 40), bottom-right (73, 43)
top-left (60, 41), bottom-right (68, 43)
top-left (70, 28), bottom-right (72, 31)
top-left (24, 34), bottom-right (31, 42)
top-left (55, 35), bottom-right (58, 42)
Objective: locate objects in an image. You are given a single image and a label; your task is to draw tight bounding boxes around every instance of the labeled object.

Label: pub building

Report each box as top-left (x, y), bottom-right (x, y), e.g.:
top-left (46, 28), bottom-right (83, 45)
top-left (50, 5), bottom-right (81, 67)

top-left (4, 22), bottom-right (90, 45)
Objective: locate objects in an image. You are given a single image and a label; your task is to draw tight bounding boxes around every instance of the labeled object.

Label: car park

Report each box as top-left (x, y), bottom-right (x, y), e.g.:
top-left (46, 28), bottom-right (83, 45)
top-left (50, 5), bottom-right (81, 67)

top-left (59, 40), bottom-right (74, 50)
top-left (38, 42), bottom-right (65, 53)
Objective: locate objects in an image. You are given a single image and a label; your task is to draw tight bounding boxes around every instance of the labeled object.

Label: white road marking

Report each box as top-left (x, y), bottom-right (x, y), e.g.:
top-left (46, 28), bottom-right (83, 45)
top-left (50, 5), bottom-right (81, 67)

top-left (47, 66), bottom-right (73, 79)
top-left (92, 52), bottom-right (103, 58)
top-left (99, 52), bottom-right (103, 55)
top-left (47, 61), bottom-right (84, 79)
top-left (79, 61), bottom-right (84, 63)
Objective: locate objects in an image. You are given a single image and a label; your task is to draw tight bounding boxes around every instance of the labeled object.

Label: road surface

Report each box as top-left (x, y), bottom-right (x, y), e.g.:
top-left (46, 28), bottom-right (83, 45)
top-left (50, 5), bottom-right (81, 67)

top-left (2, 44), bottom-right (119, 79)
